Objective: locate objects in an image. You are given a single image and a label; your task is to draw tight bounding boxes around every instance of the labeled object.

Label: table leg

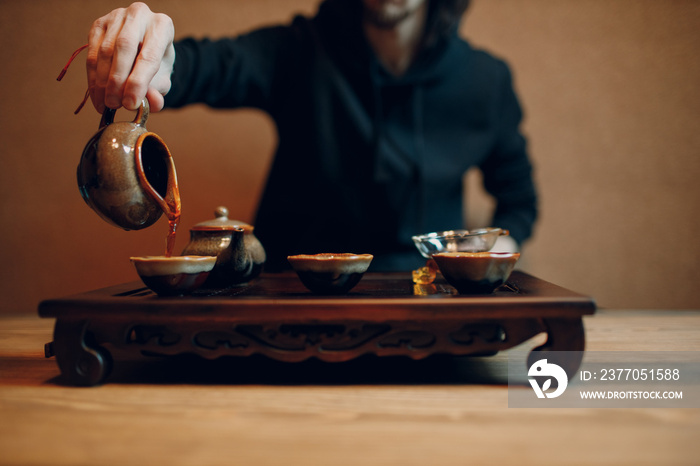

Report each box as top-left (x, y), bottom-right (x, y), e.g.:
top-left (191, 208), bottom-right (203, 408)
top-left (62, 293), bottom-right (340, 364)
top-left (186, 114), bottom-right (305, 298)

top-left (527, 317), bottom-right (585, 378)
top-left (52, 319), bottom-right (113, 386)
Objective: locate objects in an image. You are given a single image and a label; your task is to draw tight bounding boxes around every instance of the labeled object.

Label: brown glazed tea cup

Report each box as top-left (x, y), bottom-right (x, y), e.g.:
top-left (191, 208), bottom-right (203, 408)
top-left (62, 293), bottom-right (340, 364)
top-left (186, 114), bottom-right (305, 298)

top-left (130, 256), bottom-right (217, 296)
top-left (432, 252), bottom-right (520, 294)
top-left (287, 253), bottom-right (373, 294)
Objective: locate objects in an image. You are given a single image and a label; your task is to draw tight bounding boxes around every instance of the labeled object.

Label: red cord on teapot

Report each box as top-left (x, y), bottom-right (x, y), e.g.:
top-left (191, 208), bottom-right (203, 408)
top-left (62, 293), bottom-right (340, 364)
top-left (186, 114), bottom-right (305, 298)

top-left (56, 44), bottom-right (90, 114)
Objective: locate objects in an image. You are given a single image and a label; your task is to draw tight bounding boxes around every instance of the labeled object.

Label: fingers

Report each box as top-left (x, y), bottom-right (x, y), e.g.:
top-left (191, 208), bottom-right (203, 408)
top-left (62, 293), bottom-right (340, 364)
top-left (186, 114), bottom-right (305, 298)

top-left (122, 13), bottom-right (175, 110)
top-left (86, 2), bottom-right (174, 113)
top-left (145, 87), bottom-right (165, 112)
top-left (142, 44), bottom-right (174, 112)
top-left (100, 10), bottom-right (131, 110)
top-left (87, 12), bottom-right (114, 114)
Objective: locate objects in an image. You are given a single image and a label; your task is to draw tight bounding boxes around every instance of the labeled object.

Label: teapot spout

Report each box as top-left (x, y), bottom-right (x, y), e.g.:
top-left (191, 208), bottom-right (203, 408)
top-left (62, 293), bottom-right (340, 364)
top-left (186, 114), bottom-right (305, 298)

top-left (203, 227), bottom-right (254, 288)
top-left (135, 132), bottom-right (181, 222)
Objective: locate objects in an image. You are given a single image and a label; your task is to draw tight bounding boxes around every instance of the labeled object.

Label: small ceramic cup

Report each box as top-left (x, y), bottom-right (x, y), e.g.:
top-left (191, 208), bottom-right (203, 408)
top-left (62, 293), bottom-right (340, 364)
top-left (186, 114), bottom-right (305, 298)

top-left (431, 252), bottom-right (520, 294)
top-left (130, 256), bottom-right (217, 296)
top-left (287, 253), bottom-right (373, 294)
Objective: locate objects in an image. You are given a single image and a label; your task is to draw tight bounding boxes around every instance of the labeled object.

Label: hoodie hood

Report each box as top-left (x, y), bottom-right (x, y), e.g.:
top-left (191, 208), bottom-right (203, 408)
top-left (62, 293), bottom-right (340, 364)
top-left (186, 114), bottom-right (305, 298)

top-left (312, 0), bottom-right (463, 86)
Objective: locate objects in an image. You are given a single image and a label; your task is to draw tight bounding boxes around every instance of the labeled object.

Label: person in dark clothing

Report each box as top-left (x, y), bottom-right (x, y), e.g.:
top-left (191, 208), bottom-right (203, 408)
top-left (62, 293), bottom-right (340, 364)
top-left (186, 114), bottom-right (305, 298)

top-left (86, 0), bottom-right (537, 271)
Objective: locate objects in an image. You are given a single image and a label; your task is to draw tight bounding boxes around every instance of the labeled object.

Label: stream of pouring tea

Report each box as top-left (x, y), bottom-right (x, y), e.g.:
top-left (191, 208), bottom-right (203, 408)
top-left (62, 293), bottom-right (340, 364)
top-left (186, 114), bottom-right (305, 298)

top-left (138, 131), bottom-right (181, 257)
top-left (163, 181), bottom-right (181, 258)
top-left (166, 217), bottom-right (178, 257)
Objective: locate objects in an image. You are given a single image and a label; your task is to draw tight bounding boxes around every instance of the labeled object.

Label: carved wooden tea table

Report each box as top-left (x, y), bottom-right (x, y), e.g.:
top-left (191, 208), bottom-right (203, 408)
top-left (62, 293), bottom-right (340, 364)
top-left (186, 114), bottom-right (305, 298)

top-left (39, 271), bottom-right (596, 386)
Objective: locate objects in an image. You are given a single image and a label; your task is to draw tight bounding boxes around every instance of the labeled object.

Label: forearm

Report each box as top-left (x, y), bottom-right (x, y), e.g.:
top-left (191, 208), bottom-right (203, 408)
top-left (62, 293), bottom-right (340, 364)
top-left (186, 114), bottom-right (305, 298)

top-left (165, 27), bottom-right (298, 111)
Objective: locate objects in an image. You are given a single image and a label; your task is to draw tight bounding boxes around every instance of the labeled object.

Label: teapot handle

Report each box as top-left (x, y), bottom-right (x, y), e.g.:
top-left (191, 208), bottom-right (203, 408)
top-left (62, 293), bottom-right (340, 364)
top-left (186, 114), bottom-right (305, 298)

top-left (99, 99), bottom-right (150, 129)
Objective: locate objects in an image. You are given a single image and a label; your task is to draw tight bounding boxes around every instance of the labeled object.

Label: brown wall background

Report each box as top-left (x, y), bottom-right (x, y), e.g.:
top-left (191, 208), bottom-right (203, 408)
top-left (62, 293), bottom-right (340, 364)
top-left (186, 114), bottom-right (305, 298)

top-left (1, 0), bottom-right (698, 314)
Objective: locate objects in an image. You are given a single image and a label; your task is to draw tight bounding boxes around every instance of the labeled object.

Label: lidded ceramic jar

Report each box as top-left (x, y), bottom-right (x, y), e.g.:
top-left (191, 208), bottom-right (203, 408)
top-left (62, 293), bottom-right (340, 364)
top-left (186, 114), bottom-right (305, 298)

top-left (181, 206), bottom-right (266, 286)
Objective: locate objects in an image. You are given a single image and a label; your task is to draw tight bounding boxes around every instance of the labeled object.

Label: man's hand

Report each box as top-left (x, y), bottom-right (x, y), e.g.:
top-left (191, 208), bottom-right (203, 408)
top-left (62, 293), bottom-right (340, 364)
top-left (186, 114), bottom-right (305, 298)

top-left (87, 2), bottom-right (175, 113)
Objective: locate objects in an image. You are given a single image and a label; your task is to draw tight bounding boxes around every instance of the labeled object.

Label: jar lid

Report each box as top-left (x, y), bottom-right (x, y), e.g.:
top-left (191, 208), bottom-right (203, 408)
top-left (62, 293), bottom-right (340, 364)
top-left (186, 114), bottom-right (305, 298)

top-left (190, 206), bottom-right (253, 233)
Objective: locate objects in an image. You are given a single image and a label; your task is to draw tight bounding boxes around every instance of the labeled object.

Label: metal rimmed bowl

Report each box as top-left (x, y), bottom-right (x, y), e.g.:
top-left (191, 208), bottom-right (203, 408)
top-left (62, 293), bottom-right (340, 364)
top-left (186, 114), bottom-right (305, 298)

top-left (411, 228), bottom-right (509, 259)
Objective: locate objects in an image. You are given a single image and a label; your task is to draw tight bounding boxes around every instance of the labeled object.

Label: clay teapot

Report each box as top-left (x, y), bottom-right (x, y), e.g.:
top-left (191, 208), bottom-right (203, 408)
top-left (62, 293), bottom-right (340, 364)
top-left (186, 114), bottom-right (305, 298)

top-left (77, 100), bottom-right (180, 230)
top-left (181, 206), bottom-right (266, 287)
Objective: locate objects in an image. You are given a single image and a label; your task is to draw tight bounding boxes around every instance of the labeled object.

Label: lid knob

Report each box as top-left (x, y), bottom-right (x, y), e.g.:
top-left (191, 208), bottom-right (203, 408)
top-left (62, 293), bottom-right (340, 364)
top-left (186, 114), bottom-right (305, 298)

top-left (214, 206), bottom-right (229, 219)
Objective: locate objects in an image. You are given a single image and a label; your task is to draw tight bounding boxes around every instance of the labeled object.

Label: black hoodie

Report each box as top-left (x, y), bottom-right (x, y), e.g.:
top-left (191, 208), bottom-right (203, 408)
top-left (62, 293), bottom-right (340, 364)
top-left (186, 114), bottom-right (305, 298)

top-left (167, 0), bottom-right (537, 271)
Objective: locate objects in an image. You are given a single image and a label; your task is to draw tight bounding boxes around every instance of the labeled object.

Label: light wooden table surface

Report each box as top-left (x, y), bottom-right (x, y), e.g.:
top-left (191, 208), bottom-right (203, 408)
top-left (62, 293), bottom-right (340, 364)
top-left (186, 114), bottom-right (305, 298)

top-left (1, 309), bottom-right (699, 465)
